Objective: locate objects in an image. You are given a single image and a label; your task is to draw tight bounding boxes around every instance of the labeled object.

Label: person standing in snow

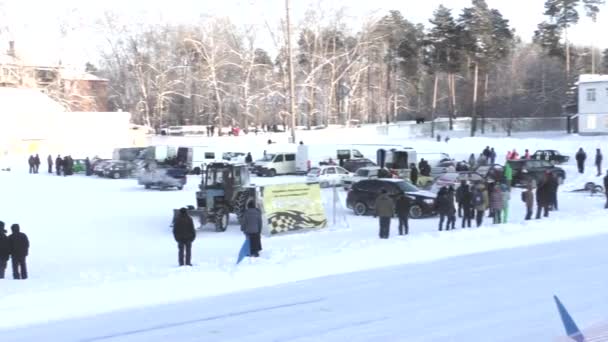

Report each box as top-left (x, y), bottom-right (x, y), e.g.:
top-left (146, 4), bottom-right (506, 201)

top-left (523, 149), bottom-right (530, 159)
top-left (446, 186), bottom-right (457, 230)
top-left (409, 164), bottom-right (419, 186)
top-left (0, 221), bottom-right (8, 279)
top-left (374, 189), bottom-right (394, 239)
top-left (55, 155), bottom-right (63, 176)
top-left (522, 183), bottom-right (535, 220)
top-left (33, 154), bottom-right (40, 173)
top-left (27, 156), bottom-right (34, 174)
top-left (8, 224), bottom-right (29, 280)
top-left (47, 155), bottom-right (53, 174)
top-left (245, 152), bottom-right (253, 165)
top-left (500, 183), bottom-right (510, 223)
top-left (172, 208), bottom-right (196, 266)
top-left (575, 148), bottom-right (586, 174)
top-left (504, 162), bottom-right (513, 189)
top-left (468, 153), bottom-right (476, 169)
top-left (490, 148), bottom-right (497, 165)
top-left (595, 149), bottom-right (603, 177)
top-left (460, 184), bottom-right (473, 228)
top-left (395, 194), bottom-right (411, 235)
top-left (472, 182), bottom-right (488, 227)
top-left (85, 157), bottom-right (92, 176)
top-left (456, 180), bottom-right (467, 218)
top-left (436, 187), bottom-right (450, 231)
top-left (535, 178), bottom-right (550, 219)
top-left (489, 183), bottom-right (503, 224)
top-left (604, 170), bottom-right (608, 209)
top-left (241, 202), bottom-right (263, 257)
top-left (546, 172), bottom-right (559, 211)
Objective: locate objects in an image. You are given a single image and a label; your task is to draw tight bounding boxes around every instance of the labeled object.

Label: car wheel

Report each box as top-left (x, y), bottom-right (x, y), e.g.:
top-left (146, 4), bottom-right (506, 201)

top-left (193, 167), bottom-right (201, 175)
top-left (145, 184), bottom-right (151, 189)
top-left (353, 202), bottom-right (367, 216)
top-left (177, 186), bottom-right (183, 190)
top-left (409, 205), bottom-right (423, 219)
top-left (584, 182), bottom-right (596, 191)
top-left (112, 172), bottom-right (121, 179)
top-left (268, 169), bottom-right (277, 177)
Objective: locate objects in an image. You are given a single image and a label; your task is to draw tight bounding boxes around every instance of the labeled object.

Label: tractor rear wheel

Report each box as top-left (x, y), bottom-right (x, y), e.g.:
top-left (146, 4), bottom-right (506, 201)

top-left (235, 192), bottom-right (254, 224)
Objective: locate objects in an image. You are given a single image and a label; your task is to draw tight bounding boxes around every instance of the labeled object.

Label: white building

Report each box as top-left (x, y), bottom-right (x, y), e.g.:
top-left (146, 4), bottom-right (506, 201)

top-left (577, 74), bottom-right (608, 135)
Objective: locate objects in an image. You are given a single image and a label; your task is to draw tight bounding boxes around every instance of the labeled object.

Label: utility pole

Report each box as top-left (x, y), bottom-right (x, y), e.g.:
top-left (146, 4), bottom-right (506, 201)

top-left (285, 0), bottom-right (297, 143)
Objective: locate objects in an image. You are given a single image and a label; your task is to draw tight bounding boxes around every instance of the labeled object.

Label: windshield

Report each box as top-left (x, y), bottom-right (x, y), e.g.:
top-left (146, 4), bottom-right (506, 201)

top-left (356, 169), bottom-right (370, 177)
top-left (397, 181), bottom-right (419, 192)
top-left (261, 154), bottom-right (275, 162)
top-left (307, 168), bottom-right (321, 176)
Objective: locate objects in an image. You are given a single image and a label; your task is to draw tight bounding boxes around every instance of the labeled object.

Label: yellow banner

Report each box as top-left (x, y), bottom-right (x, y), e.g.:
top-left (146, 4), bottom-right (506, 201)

top-left (262, 183), bottom-right (327, 235)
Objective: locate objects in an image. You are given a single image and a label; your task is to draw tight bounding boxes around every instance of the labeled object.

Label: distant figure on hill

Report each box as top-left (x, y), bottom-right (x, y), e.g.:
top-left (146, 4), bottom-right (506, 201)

top-left (575, 148), bottom-right (586, 174)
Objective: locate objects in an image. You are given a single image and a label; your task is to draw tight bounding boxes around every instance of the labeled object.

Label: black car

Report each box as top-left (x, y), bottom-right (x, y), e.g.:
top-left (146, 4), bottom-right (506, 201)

top-left (103, 160), bottom-right (138, 179)
top-left (531, 150), bottom-right (570, 164)
top-left (346, 179), bottom-right (436, 219)
top-left (341, 158), bottom-right (377, 173)
top-left (507, 159), bottom-right (566, 187)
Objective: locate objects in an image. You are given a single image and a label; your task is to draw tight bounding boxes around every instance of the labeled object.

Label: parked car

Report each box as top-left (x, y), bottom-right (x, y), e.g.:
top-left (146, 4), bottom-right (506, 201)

top-left (93, 159), bottom-right (111, 176)
top-left (306, 166), bottom-right (350, 188)
top-left (531, 150), bottom-right (570, 164)
top-left (341, 158), bottom-right (376, 173)
top-left (507, 159), bottom-right (566, 186)
top-left (343, 166), bottom-right (382, 189)
top-left (346, 179), bottom-right (436, 219)
top-left (429, 159), bottom-right (457, 178)
top-left (474, 164), bottom-right (505, 183)
top-left (430, 171), bottom-right (485, 193)
top-left (103, 160), bottom-right (138, 179)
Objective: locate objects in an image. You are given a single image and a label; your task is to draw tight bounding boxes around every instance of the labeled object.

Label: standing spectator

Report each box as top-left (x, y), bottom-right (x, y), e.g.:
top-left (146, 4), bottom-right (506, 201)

top-left (0, 221), bottom-right (8, 279)
top-left (395, 194), bottom-right (411, 235)
top-left (483, 146), bottom-right (491, 159)
top-left (245, 152), bottom-right (253, 165)
top-left (47, 155), bottom-right (53, 174)
top-left (468, 153), bottom-right (476, 169)
top-left (456, 180), bottom-right (467, 217)
top-left (374, 189), bottom-right (394, 239)
top-left (472, 183), bottom-right (489, 227)
top-left (523, 149), bottom-right (530, 159)
top-left (489, 183), bottom-right (503, 224)
top-left (8, 224), bottom-right (29, 280)
top-left (28, 156), bottom-right (35, 174)
top-left (55, 155), bottom-right (63, 176)
top-left (33, 154), bottom-right (40, 173)
top-left (575, 148), bottom-right (586, 174)
top-left (241, 202), bottom-right (263, 257)
top-left (546, 172), bottom-right (559, 211)
top-left (477, 153), bottom-right (488, 167)
top-left (172, 208), bottom-right (196, 266)
top-left (489, 148), bottom-right (497, 165)
top-left (504, 162), bottom-right (513, 188)
top-left (595, 148), bottom-right (603, 176)
top-left (500, 183), bottom-right (511, 223)
top-left (604, 170), bottom-right (608, 209)
top-left (409, 164), bottom-right (419, 186)
top-left (510, 149), bottom-right (519, 160)
top-left (446, 186), bottom-right (457, 230)
top-left (85, 157), bottom-right (92, 176)
top-left (63, 156), bottom-right (70, 176)
top-left (461, 184), bottom-right (473, 228)
top-left (535, 178), bottom-right (550, 219)
top-left (436, 187), bottom-right (450, 231)
top-left (522, 183), bottom-right (535, 220)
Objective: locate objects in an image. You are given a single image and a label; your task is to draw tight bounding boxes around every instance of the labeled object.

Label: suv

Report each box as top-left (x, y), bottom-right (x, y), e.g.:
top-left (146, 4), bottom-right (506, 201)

top-left (346, 179), bottom-right (436, 219)
top-left (530, 150), bottom-right (570, 165)
top-left (507, 160), bottom-right (566, 186)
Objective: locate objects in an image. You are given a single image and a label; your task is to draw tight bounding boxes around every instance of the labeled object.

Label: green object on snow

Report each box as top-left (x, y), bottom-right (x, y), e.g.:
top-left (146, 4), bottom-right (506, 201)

top-left (502, 207), bottom-right (509, 223)
top-left (504, 162), bottom-right (513, 182)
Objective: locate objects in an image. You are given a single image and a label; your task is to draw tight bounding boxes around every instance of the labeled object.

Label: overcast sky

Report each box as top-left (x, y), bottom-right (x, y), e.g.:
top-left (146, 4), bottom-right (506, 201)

top-left (1, 0), bottom-right (607, 67)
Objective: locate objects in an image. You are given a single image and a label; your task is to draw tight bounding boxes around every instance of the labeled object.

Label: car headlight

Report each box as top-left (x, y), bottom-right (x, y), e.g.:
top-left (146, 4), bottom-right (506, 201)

top-left (423, 199), bottom-right (435, 205)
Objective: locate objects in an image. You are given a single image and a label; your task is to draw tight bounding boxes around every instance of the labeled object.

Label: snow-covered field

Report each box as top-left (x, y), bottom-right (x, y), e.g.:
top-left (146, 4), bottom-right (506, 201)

top-left (1, 128), bottom-right (608, 340)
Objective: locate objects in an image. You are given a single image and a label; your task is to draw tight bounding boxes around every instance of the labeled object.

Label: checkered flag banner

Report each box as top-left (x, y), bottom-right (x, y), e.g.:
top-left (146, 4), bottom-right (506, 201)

top-left (267, 210), bottom-right (327, 234)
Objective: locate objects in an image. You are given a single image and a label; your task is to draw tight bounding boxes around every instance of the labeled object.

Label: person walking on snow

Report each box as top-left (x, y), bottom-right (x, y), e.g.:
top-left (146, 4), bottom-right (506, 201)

top-left (374, 189), bottom-right (394, 239)
top-left (409, 164), bottom-right (419, 186)
top-left (28, 156), bottom-right (34, 174)
top-left (55, 155), bottom-right (63, 176)
top-left (535, 178), bottom-right (550, 219)
top-left (241, 202), bottom-right (263, 257)
top-left (0, 222), bottom-right (9, 279)
top-left (546, 172), bottom-right (559, 211)
top-left (522, 183), bottom-right (535, 220)
top-left (595, 149), bottom-right (603, 177)
top-left (172, 208), bottom-right (196, 266)
top-left (576, 148), bottom-right (587, 174)
top-left (395, 194), bottom-right (411, 235)
top-left (8, 224), bottom-right (29, 280)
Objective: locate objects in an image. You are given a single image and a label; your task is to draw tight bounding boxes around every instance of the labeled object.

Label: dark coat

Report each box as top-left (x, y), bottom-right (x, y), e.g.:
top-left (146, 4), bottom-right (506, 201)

top-left (245, 154), bottom-right (253, 164)
top-left (241, 208), bottom-right (263, 234)
top-left (173, 213), bottom-right (196, 242)
top-left (436, 193), bottom-right (451, 215)
top-left (47, 155), bottom-right (53, 165)
top-left (410, 167), bottom-right (418, 184)
top-left (456, 185), bottom-right (466, 203)
top-left (536, 182), bottom-right (550, 206)
top-left (576, 151), bottom-right (586, 163)
top-left (461, 187), bottom-right (473, 209)
top-left (375, 193), bottom-right (395, 218)
top-left (56, 157), bottom-right (63, 167)
top-left (8, 227), bottom-right (29, 258)
top-left (395, 196), bottom-right (411, 217)
top-left (604, 175), bottom-right (608, 192)
top-left (0, 232), bottom-right (9, 259)
top-left (596, 153), bottom-right (603, 166)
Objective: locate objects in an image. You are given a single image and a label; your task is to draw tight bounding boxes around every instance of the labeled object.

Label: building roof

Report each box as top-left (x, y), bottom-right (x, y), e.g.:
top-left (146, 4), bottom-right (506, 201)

top-left (578, 74), bottom-right (608, 84)
top-left (60, 69), bottom-right (108, 82)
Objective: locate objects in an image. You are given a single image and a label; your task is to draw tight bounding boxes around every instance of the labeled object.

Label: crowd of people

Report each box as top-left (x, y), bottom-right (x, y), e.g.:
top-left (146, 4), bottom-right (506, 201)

top-left (0, 221), bottom-right (30, 280)
top-left (26, 154), bottom-right (93, 176)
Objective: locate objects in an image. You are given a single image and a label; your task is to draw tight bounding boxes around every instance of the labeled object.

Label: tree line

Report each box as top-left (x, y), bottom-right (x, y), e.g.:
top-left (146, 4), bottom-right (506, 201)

top-left (95, 0), bottom-right (606, 136)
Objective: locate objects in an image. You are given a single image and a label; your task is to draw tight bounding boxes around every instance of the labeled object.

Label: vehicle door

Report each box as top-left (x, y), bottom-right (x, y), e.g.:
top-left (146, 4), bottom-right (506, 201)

top-left (359, 180), bottom-right (381, 209)
top-left (284, 153), bottom-right (296, 174)
top-left (273, 154), bottom-right (285, 174)
top-left (336, 166), bottom-right (349, 183)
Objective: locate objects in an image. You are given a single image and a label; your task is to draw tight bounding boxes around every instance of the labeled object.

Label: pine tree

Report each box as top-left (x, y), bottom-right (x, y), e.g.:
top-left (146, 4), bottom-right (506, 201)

top-left (601, 48), bottom-right (608, 74)
top-left (533, 21), bottom-right (564, 58)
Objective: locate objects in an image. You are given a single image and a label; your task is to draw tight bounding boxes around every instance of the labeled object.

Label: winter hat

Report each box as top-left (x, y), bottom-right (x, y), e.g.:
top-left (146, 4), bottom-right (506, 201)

top-left (0, 221), bottom-right (5, 233)
top-left (179, 207), bottom-right (188, 215)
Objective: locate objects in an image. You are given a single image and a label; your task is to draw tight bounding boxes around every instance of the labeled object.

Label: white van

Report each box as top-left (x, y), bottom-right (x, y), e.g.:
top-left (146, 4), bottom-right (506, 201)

top-left (296, 144), bottom-right (365, 174)
top-left (177, 146), bottom-right (223, 174)
top-left (254, 152), bottom-right (297, 177)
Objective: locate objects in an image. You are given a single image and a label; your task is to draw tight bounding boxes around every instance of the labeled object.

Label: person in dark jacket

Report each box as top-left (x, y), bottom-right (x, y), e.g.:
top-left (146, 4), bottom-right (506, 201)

top-left (489, 184), bottom-right (503, 224)
top-left (374, 189), bottom-right (395, 239)
top-left (241, 202), bottom-right (263, 257)
top-left (409, 164), bottom-right (419, 186)
top-left (0, 221), bottom-right (9, 279)
top-left (446, 186), bottom-right (457, 230)
top-left (395, 194), bottom-right (411, 235)
top-left (245, 152), bottom-right (253, 165)
top-left (604, 170), bottom-right (608, 209)
top-left (55, 155), bottom-right (63, 176)
top-left (455, 180), bottom-right (467, 217)
top-left (489, 148), bottom-right (496, 165)
top-left (596, 149), bottom-right (603, 176)
top-left (460, 184), bottom-right (473, 228)
top-left (34, 154), bottom-right (40, 173)
top-left (575, 148), bottom-right (586, 174)
top-left (8, 224), bottom-right (29, 279)
top-left (546, 172), bottom-right (559, 211)
top-left (63, 156), bottom-right (70, 176)
top-left (28, 155), bottom-right (35, 174)
top-left (535, 179), bottom-right (550, 219)
top-left (47, 155), bottom-right (53, 174)
top-left (436, 187), bottom-right (450, 231)
top-left (172, 208), bottom-right (196, 266)
top-left (522, 183), bottom-right (535, 220)
top-left (85, 157), bottom-right (92, 176)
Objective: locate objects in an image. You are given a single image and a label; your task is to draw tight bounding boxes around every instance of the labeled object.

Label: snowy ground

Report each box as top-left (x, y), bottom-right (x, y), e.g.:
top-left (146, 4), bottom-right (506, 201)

top-left (1, 128), bottom-right (608, 339)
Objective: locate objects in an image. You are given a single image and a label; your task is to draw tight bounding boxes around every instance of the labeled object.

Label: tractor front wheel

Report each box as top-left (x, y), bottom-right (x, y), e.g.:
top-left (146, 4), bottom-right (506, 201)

top-left (215, 210), bottom-right (229, 232)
